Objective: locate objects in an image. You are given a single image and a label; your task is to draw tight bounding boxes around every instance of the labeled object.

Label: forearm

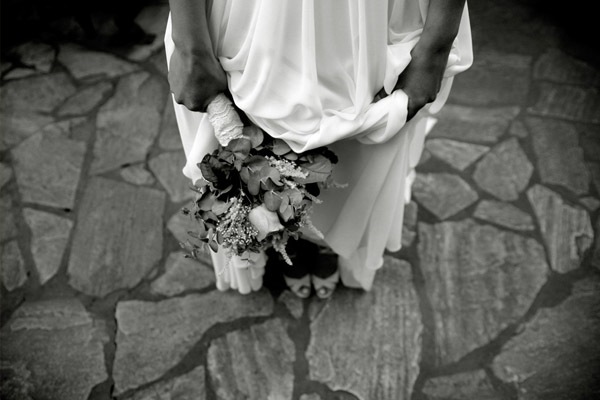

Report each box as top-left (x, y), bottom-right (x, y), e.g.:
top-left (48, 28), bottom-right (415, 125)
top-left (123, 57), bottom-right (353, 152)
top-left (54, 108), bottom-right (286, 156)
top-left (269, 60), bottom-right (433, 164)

top-left (418, 0), bottom-right (466, 53)
top-left (168, 0), bottom-right (213, 55)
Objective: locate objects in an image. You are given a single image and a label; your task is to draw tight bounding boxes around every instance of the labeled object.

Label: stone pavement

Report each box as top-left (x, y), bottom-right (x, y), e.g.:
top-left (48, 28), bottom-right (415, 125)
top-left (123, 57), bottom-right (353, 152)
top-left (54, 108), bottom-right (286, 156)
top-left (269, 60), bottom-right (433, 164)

top-left (1, 0), bottom-right (599, 399)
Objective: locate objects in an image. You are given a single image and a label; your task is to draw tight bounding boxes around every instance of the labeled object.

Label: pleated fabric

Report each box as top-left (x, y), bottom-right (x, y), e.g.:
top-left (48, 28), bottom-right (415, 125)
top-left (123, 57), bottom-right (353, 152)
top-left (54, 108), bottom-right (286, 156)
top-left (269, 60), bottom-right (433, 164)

top-left (165, 0), bottom-right (473, 290)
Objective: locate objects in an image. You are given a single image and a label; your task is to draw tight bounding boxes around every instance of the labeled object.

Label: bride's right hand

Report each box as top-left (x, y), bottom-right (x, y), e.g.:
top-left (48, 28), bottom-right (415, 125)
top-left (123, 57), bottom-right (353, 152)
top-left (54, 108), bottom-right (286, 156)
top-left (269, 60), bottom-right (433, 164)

top-left (168, 45), bottom-right (228, 113)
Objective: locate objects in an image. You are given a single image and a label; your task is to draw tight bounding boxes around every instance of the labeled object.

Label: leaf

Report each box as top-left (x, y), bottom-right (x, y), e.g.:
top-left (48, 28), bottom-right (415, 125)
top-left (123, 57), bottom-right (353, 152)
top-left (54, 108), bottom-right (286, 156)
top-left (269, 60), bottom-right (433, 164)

top-left (212, 200), bottom-right (232, 215)
top-left (264, 191), bottom-right (282, 212)
top-left (243, 126), bottom-right (264, 148)
top-left (284, 188), bottom-right (303, 206)
top-left (273, 139), bottom-right (292, 155)
top-left (244, 155), bottom-right (269, 170)
top-left (248, 170), bottom-right (261, 196)
top-left (209, 239), bottom-right (219, 252)
top-left (196, 191), bottom-right (216, 211)
top-left (259, 166), bottom-right (282, 186)
top-left (296, 154), bottom-right (333, 184)
top-left (284, 152), bottom-right (299, 161)
top-left (278, 202), bottom-right (294, 222)
top-left (227, 138), bottom-right (252, 159)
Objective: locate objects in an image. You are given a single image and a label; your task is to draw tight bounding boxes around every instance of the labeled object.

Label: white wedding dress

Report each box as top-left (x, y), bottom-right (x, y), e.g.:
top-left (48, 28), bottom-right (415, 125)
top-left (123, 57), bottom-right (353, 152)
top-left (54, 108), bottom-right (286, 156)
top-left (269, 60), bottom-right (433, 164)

top-left (165, 0), bottom-right (473, 292)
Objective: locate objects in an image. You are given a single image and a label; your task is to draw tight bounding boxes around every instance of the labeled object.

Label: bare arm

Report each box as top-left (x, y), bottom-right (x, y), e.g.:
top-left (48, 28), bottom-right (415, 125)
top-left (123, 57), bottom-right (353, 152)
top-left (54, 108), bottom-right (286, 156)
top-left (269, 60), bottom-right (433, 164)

top-left (168, 0), bottom-right (227, 112)
top-left (385, 0), bottom-right (466, 120)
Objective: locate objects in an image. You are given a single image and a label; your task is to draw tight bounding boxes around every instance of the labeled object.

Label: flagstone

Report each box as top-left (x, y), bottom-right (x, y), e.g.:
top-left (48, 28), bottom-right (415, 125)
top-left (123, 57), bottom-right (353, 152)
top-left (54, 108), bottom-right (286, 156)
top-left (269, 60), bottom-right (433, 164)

top-left (473, 200), bottom-right (534, 231)
top-left (0, 196), bottom-right (17, 242)
top-left (208, 319), bottom-right (294, 400)
top-left (120, 164), bottom-right (156, 186)
top-left (150, 251), bottom-right (215, 296)
top-left (592, 216), bottom-right (600, 270)
top-left (0, 299), bottom-right (109, 400)
top-left (126, 4), bottom-right (170, 61)
top-left (91, 71), bottom-right (166, 173)
top-left (587, 162), bottom-right (600, 195)
top-left (528, 118), bottom-right (590, 195)
top-left (12, 42), bottom-right (55, 73)
top-left (418, 219), bottom-right (548, 365)
top-left (412, 173), bottom-right (478, 220)
top-left (580, 196), bottom-right (600, 212)
top-left (449, 50), bottom-right (532, 106)
top-left (58, 44), bottom-right (136, 80)
top-left (0, 72), bottom-right (75, 113)
top-left (580, 130), bottom-right (600, 162)
top-left (425, 139), bottom-right (489, 171)
top-left (41, 117), bottom-right (95, 143)
top-left (3, 68), bottom-right (38, 80)
top-left (473, 138), bottom-right (533, 201)
top-left (401, 201), bottom-right (418, 248)
top-left (509, 120), bottom-right (529, 138)
top-left (11, 130), bottom-right (86, 209)
top-left (528, 83), bottom-right (600, 124)
top-left (492, 277), bottom-right (600, 399)
top-left (429, 105), bottom-right (520, 144)
top-left (533, 48), bottom-right (600, 86)
top-left (57, 81), bottom-right (113, 117)
top-left (129, 365), bottom-right (206, 400)
top-left (0, 112), bottom-right (53, 150)
top-left (68, 177), bottom-right (165, 297)
top-left (306, 257), bottom-right (422, 400)
top-left (0, 241), bottom-right (27, 291)
top-left (149, 151), bottom-right (193, 203)
top-left (422, 370), bottom-right (503, 400)
top-left (278, 290), bottom-right (304, 319)
top-left (158, 99), bottom-right (183, 150)
top-left (527, 185), bottom-right (594, 273)
top-left (113, 290), bottom-right (273, 393)
top-left (22, 209), bottom-right (73, 285)
top-left (0, 162), bottom-right (12, 189)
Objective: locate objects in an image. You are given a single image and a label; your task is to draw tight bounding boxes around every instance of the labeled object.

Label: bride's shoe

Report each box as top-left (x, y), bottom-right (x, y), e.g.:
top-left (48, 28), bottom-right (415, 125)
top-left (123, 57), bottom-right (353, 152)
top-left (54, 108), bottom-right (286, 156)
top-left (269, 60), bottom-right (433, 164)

top-left (283, 275), bottom-right (312, 298)
top-left (311, 270), bottom-right (339, 299)
top-left (310, 246), bottom-right (339, 299)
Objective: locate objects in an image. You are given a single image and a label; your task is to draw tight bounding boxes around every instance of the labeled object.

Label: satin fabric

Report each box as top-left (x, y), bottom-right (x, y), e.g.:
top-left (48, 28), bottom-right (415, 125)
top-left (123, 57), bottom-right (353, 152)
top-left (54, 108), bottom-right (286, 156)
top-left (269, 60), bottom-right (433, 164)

top-left (165, 0), bottom-right (473, 291)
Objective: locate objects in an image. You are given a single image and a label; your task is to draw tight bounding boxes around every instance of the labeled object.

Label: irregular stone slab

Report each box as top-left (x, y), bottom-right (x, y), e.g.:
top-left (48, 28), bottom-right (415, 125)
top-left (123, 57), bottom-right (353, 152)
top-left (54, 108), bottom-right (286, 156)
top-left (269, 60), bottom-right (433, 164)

top-left (68, 177), bottom-right (165, 297)
top-left (4, 68), bottom-right (37, 80)
top-left (401, 201), bottom-right (418, 248)
top-left (0, 196), bottom-right (17, 242)
top-left (149, 151), bottom-right (194, 203)
top-left (473, 200), bottom-right (534, 231)
top-left (492, 277), bottom-right (600, 399)
top-left (159, 100), bottom-right (183, 150)
top-left (278, 290), bottom-right (304, 319)
top-left (425, 139), bottom-right (489, 171)
top-left (580, 196), bottom-right (600, 212)
top-left (0, 360), bottom-right (35, 399)
top-left (0, 72), bottom-right (75, 113)
top-left (418, 219), bottom-right (548, 365)
top-left (593, 217), bottom-right (600, 270)
top-left (449, 50), bottom-right (532, 106)
top-left (306, 257), bottom-right (422, 400)
top-left (57, 81), bottom-right (112, 117)
top-left (590, 162), bottom-right (600, 195)
top-left (91, 72), bottom-right (166, 173)
top-left (150, 48), bottom-right (169, 77)
top-left (129, 365), bottom-right (205, 400)
top-left (527, 185), bottom-right (594, 273)
top-left (120, 164), bottom-right (156, 186)
top-left (126, 4), bottom-right (170, 61)
top-left (429, 105), bottom-right (520, 144)
top-left (11, 130), bottom-right (86, 209)
top-left (113, 291), bottom-right (273, 393)
top-left (40, 117), bottom-right (94, 143)
top-left (473, 138), bottom-right (533, 201)
top-left (533, 49), bottom-right (600, 86)
top-left (299, 394), bottom-right (322, 400)
top-left (0, 299), bottom-right (109, 400)
top-left (412, 173), bottom-right (478, 220)
top-left (208, 319), bottom-right (294, 400)
top-left (151, 252), bottom-right (215, 296)
top-left (0, 162), bottom-right (12, 189)
top-left (527, 117), bottom-right (590, 195)
top-left (509, 120), bottom-right (529, 138)
top-left (0, 112), bottom-right (53, 150)
top-left (580, 130), bottom-right (600, 162)
top-left (58, 44), bottom-right (136, 80)
top-left (529, 83), bottom-right (600, 124)
top-left (12, 42), bottom-right (55, 72)
top-left (422, 370), bottom-right (503, 400)
top-left (1, 241), bottom-right (27, 291)
top-left (22, 209), bottom-right (73, 285)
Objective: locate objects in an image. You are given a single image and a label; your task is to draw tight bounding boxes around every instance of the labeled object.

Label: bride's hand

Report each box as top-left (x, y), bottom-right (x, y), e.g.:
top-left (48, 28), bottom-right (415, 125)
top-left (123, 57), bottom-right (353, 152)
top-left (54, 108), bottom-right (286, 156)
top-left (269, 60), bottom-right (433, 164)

top-left (395, 44), bottom-right (450, 121)
top-left (168, 46), bottom-right (228, 113)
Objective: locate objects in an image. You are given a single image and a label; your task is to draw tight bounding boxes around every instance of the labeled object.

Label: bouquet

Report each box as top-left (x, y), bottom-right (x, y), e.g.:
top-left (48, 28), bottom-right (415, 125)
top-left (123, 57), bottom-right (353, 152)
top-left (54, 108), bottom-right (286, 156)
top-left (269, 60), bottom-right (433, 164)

top-left (182, 94), bottom-right (340, 268)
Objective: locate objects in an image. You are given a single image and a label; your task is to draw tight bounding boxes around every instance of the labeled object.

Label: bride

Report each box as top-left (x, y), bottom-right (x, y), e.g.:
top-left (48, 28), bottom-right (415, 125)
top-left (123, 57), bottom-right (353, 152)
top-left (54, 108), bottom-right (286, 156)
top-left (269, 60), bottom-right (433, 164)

top-left (165, 0), bottom-right (472, 298)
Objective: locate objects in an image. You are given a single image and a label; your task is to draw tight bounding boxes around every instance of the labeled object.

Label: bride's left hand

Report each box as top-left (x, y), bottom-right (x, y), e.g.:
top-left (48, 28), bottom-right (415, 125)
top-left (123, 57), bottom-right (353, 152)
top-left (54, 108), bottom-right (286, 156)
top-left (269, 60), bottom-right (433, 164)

top-left (376, 43), bottom-right (450, 121)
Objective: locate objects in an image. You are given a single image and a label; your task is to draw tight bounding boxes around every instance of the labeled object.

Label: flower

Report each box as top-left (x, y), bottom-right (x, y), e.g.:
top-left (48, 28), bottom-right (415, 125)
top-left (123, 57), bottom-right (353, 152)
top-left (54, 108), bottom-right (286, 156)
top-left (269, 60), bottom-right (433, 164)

top-left (248, 204), bottom-right (284, 241)
top-left (206, 93), bottom-right (244, 146)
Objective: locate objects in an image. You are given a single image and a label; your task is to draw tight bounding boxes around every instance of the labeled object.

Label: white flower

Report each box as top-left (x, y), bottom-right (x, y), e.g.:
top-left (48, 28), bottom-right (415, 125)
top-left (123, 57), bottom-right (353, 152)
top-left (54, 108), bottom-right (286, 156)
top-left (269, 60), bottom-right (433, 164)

top-left (206, 93), bottom-right (244, 146)
top-left (248, 204), bottom-right (284, 241)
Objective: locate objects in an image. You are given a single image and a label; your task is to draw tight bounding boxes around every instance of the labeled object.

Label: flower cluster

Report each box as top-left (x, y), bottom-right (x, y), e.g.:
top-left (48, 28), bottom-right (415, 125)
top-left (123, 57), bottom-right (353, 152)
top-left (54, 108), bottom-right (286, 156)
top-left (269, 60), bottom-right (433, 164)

top-left (182, 99), bottom-right (339, 265)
